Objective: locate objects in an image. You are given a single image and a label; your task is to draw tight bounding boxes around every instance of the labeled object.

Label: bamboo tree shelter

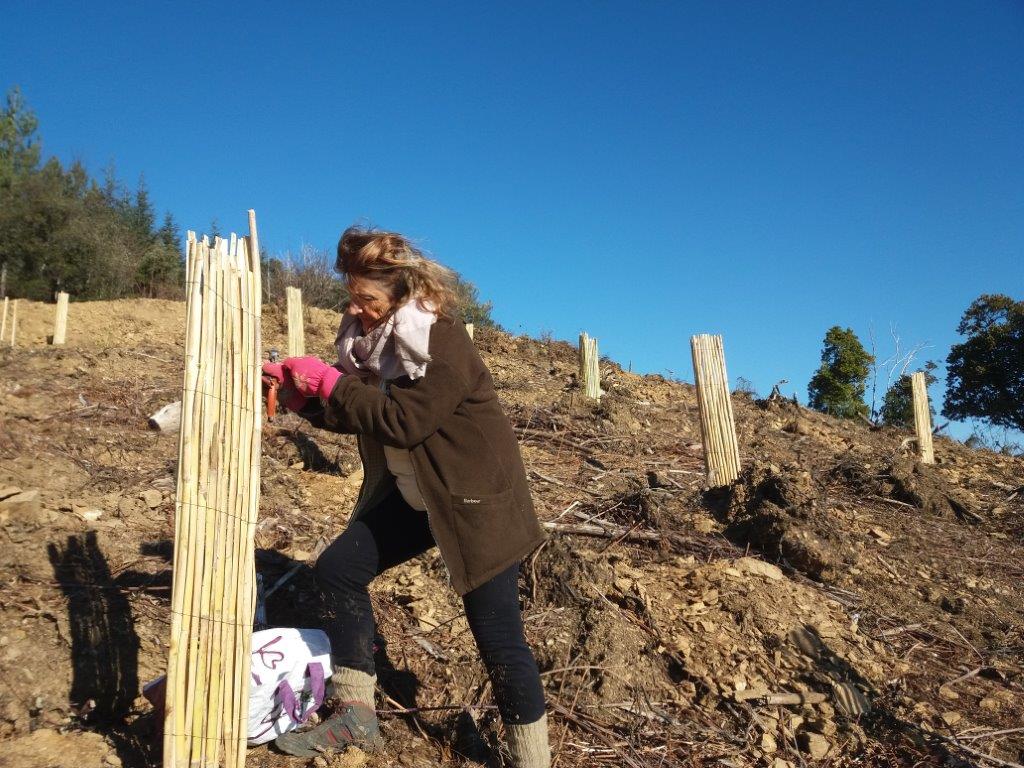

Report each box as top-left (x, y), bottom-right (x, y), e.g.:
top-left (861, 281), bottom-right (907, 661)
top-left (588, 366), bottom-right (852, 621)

top-left (163, 211), bottom-right (263, 768)
top-left (690, 333), bottom-right (741, 487)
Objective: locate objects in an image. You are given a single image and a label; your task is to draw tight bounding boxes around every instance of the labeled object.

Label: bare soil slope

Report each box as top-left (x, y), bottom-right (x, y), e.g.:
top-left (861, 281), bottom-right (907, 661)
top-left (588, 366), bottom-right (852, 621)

top-left (0, 298), bottom-right (1021, 768)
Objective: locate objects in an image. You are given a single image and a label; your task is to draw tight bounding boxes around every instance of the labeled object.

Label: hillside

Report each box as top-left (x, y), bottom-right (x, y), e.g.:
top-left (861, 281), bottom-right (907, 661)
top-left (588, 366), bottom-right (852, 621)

top-left (0, 298), bottom-right (1021, 768)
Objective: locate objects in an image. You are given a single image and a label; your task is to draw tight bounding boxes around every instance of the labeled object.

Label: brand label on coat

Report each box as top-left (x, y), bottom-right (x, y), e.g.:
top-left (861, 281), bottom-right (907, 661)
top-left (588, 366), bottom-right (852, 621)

top-left (462, 498), bottom-right (481, 504)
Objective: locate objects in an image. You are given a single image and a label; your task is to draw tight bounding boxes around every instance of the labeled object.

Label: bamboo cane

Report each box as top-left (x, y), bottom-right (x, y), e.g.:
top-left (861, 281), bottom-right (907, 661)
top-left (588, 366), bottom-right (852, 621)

top-left (248, 209), bottom-right (262, 361)
top-left (9, 300), bottom-right (16, 346)
top-left (911, 371), bottom-right (935, 464)
top-left (690, 334), bottom-right (740, 486)
top-left (1, 296), bottom-right (8, 342)
top-left (52, 291), bottom-right (69, 345)
top-left (286, 286), bottom-right (305, 356)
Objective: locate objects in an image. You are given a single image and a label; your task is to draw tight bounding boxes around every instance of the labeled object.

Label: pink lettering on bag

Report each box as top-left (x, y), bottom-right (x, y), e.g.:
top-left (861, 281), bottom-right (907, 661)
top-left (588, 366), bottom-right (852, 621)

top-left (253, 635), bottom-right (286, 670)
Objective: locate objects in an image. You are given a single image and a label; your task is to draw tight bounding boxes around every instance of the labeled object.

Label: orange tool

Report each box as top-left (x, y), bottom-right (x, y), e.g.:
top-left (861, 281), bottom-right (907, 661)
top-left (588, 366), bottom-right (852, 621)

top-left (262, 349), bottom-right (281, 421)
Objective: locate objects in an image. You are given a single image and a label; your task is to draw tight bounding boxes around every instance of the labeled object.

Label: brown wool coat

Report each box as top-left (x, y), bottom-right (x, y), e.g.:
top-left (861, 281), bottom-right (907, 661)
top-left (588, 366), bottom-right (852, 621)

top-left (319, 317), bottom-right (545, 595)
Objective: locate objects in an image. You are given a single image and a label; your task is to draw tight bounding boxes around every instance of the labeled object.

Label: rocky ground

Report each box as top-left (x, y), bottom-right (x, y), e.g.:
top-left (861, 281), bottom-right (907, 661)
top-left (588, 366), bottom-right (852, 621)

top-left (0, 298), bottom-right (1021, 768)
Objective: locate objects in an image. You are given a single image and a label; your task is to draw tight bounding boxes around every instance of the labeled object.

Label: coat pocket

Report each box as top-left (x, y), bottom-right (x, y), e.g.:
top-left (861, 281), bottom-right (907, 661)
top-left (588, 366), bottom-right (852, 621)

top-left (450, 488), bottom-right (519, 581)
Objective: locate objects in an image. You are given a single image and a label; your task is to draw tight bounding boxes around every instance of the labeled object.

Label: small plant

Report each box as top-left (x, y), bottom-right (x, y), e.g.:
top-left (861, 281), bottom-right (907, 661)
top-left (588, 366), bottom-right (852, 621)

top-left (733, 376), bottom-right (757, 398)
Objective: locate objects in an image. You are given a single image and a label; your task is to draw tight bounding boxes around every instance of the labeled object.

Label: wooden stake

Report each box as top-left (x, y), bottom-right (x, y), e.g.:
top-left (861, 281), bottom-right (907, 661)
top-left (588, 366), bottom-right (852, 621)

top-left (51, 291), bottom-right (70, 345)
top-left (9, 300), bottom-right (16, 346)
top-left (1, 296), bottom-right (8, 342)
top-left (690, 334), bottom-right (741, 487)
top-left (911, 371), bottom-right (935, 464)
top-left (286, 285), bottom-right (305, 356)
top-left (579, 332), bottom-right (602, 400)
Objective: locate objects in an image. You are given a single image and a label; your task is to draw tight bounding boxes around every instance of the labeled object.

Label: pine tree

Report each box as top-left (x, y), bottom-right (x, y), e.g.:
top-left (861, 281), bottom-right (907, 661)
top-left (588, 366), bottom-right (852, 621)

top-left (0, 86), bottom-right (41, 188)
top-left (807, 326), bottom-right (874, 419)
top-left (156, 212), bottom-right (180, 249)
top-left (126, 175), bottom-right (155, 241)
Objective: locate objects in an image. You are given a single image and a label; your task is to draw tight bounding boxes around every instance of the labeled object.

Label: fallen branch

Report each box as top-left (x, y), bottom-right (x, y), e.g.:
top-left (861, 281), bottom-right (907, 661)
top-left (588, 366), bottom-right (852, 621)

top-left (959, 727), bottom-right (1024, 742)
top-left (733, 689), bottom-right (828, 705)
top-left (931, 732), bottom-right (1024, 768)
top-left (530, 470), bottom-right (602, 496)
top-left (543, 521), bottom-right (662, 543)
top-left (868, 495), bottom-right (916, 509)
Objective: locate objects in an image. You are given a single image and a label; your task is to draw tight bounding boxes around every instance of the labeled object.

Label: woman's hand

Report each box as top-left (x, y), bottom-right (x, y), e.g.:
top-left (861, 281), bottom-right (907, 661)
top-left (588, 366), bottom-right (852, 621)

top-left (280, 357), bottom-right (343, 401)
top-left (261, 361), bottom-right (309, 413)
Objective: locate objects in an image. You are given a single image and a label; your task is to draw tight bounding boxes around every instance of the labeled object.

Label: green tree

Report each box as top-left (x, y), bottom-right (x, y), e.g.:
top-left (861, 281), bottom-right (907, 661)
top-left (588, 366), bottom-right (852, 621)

top-left (807, 326), bottom-right (874, 419)
top-left (879, 360), bottom-right (938, 427)
top-left (0, 89), bottom-right (184, 300)
top-left (454, 275), bottom-right (497, 328)
top-left (0, 86), bottom-right (41, 188)
top-left (156, 212), bottom-right (180, 249)
top-left (124, 175), bottom-right (156, 242)
top-left (943, 294), bottom-right (1024, 432)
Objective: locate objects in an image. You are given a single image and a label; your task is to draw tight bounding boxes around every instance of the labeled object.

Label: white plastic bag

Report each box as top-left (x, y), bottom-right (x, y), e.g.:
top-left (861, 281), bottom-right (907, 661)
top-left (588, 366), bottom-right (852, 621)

top-left (247, 627), bottom-right (331, 745)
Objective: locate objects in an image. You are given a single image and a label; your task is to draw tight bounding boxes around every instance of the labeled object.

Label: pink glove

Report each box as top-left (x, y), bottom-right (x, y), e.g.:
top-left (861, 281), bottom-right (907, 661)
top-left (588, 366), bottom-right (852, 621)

top-left (261, 362), bottom-right (309, 413)
top-left (281, 357), bottom-right (343, 401)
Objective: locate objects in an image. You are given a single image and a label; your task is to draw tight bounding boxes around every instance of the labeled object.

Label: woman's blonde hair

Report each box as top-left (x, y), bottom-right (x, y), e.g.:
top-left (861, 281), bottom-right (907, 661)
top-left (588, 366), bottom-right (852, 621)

top-left (336, 226), bottom-right (459, 319)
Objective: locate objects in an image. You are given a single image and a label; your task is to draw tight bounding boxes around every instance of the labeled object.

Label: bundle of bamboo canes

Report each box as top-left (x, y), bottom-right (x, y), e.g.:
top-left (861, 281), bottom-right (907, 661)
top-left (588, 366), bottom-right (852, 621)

top-left (690, 334), bottom-right (741, 487)
top-left (51, 291), bottom-right (69, 345)
top-left (163, 211), bottom-right (263, 768)
top-left (286, 286), bottom-right (305, 356)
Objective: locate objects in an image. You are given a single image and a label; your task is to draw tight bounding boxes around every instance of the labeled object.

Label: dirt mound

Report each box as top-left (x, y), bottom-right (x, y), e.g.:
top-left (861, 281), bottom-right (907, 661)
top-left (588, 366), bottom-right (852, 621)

top-left (1, 297), bottom-right (1022, 767)
top-left (715, 460), bottom-right (853, 580)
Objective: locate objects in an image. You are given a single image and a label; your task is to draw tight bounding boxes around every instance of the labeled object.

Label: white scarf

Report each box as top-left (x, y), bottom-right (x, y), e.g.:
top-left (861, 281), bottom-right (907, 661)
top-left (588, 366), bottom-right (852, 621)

top-left (335, 298), bottom-right (437, 381)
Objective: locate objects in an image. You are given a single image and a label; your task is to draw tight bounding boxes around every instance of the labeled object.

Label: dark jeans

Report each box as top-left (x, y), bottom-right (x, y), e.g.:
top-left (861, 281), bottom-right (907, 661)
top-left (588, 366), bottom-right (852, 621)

top-left (315, 488), bottom-right (546, 724)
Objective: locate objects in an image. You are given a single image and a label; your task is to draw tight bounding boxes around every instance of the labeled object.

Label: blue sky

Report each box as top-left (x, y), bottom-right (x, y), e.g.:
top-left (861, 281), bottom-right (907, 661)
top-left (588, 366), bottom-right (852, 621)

top-left (3, 1), bottom-right (1022, 441)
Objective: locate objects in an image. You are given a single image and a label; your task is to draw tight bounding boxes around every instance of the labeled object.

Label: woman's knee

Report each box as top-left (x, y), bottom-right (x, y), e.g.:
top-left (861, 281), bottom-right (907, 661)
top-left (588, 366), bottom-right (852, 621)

top-left (315, 528), bottom-right (377, 593)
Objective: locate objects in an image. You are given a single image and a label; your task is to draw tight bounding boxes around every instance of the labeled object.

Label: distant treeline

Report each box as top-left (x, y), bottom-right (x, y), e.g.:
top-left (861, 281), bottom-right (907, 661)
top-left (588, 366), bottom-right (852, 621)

top-left (784, 296), bottom-right (1022, 454)
top-left (0, 87), bottom-right (183, 300)
top-left (0, 86), bottom-right (497, 326)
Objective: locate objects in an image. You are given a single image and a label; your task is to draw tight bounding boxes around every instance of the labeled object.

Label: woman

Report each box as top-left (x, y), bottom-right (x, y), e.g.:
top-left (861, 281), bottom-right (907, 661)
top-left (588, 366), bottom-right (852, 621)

top-left (262, 227), bottom-right (550, 767)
